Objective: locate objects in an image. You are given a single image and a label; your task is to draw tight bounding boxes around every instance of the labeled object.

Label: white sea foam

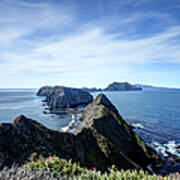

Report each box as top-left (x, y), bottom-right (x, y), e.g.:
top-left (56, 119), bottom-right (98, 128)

top-left (60, 126), bottom-right (69, 132)
top-left (151, 141), bottom-right (180, 158)
top-left (60, 113), bottom-right (82, 133)
top-left (132, 123), bottom-right (144, 129)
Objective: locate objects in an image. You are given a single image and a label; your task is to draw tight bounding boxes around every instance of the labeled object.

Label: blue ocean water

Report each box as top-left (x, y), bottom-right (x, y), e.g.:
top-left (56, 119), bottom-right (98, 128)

top-left (92, 88), bottom-right (180, 145)
top-left (0, 87), bottom-right (180, 158)
top-left (0, 88), bottom-right (72, 130)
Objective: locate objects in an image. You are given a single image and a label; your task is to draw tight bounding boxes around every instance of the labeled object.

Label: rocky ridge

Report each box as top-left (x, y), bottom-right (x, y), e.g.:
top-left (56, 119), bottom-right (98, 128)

top-left (0, 94), bottom-right (162, 173)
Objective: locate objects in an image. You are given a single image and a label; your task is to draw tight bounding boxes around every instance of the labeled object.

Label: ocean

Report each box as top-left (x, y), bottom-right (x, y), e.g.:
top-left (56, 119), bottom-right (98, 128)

top-left (0, 88), bottom-right (73, 130)
top-left (0, 87), bottom-right (180, 172)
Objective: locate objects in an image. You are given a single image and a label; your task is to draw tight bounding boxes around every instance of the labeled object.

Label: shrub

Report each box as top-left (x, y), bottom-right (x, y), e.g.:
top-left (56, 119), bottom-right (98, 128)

top-left (25, 154), bottom-right (179, 180)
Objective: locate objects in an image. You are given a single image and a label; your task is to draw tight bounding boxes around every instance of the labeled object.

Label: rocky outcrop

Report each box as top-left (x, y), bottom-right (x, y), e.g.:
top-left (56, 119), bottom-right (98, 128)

top-left (37, 86), bottom-right (53, 96)
top-left (0, 94), bottom-right (162, 172)
top-left (105, 82), bottom-right (142, 91)
top-left (75, 94), bottom-right (161, 171)
top-left (81, 87), bottom-right (103, 92)
top-left (38, 86), bottom-right (93, 109)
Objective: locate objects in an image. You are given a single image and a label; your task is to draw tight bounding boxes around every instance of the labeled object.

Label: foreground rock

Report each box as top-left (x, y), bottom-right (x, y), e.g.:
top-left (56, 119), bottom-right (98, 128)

top-left (0, 167), bottom-right (64, 180)
top-left (38, 86), bottom-right (93, 109)
top-left (105, 82), bottom-right (142, 91)
top-left (0, 94), bottom-right (162, 172)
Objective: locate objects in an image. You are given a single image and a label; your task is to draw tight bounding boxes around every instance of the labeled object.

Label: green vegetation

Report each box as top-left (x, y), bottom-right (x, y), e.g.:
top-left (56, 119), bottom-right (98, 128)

top-left (26, 155), bottom-right (178, 179)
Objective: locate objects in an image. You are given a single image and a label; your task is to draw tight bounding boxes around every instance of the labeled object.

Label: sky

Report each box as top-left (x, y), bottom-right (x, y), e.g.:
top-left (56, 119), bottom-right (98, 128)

top-left (1, 0), bottom-right (180, 88)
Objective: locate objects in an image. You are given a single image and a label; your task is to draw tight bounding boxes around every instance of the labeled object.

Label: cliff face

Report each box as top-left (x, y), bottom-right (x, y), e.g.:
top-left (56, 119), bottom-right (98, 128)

top-left (75, 94), bottom-right (160, 170)
top-left (0, 94), bottom-right (161, 172)
top-left (37, 82), bottom-right (142, 100)
top-left (105, 82), bottom-right (142, 91)
top-left (37, 86), bottom-right (53, 96)
top-left (38, 86), bottom-right (93, 109)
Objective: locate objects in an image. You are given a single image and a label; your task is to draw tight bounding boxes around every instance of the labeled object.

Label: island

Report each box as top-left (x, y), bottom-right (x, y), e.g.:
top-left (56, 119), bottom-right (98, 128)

top-left (37, 86), bottom-right (93, 110)
top-left (81, 82), bottom-right (142, 92)
top-left (104, 82), bottom-right (142, 91)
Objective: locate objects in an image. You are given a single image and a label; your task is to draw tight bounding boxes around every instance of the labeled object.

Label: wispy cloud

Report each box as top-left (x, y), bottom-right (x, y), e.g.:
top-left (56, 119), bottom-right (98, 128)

top-left (4, 0), bottom-right (49, 8)
top-left (111, 0), bottom-right (150, 9)
top-left (2, 24), bottom-right (180, 74)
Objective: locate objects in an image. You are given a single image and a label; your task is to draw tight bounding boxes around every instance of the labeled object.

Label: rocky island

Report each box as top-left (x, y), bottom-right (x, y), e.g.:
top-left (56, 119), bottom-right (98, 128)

top-left (37, 86), bottom-right (93, 110)
top-left (104, 82), bottom-right (142, 91)
top-left (81, 82), bottom-right (142, 92)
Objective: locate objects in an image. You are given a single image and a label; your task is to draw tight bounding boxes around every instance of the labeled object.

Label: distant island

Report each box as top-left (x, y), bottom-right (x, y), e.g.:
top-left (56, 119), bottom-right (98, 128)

top-left (82, 81), bottom-right (142, 92)
top-left (37, 82), bottom-right (142, 109)
top-left (105, 82), bottom-right (142, 91)
top-left (135, 84), bottom-right (180, 90)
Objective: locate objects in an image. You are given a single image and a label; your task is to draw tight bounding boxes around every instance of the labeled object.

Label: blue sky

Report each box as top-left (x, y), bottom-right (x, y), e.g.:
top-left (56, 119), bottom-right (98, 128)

top-left (1, 0), bottom-right (180, 88)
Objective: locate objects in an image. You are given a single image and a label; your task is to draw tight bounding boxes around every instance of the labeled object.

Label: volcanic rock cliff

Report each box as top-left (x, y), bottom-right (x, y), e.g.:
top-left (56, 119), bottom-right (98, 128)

top-left (0, 94), bottom-right (162, 172)
top-left (37, 86), bottom-right (93, 109)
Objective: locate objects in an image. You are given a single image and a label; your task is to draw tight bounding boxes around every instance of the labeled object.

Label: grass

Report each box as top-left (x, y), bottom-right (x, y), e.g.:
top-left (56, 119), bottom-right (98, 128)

top-left (25, 154), bottom-right (179, 179)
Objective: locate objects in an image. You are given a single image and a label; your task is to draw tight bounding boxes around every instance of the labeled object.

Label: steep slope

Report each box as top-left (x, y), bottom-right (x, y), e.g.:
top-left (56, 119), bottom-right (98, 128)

top-left (76, 94), bottom-right (161, 171)
top-left (0, 94), bottom-right (162, 172)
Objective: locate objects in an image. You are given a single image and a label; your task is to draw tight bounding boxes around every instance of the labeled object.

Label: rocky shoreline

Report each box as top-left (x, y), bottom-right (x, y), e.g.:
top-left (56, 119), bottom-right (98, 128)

top-left (0, 85), bottom-right (179, 178)
top-left (0, 94), bottom-right (163, 173)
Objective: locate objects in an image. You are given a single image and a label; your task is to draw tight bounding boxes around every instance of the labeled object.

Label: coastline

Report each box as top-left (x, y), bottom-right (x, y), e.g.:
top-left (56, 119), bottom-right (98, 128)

top-left (57, 108), bottom-right (180, 174)
top-left (0, 88), bottom-right (180, 175)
